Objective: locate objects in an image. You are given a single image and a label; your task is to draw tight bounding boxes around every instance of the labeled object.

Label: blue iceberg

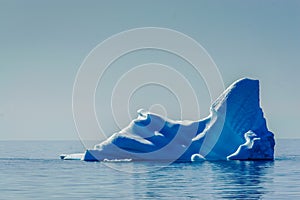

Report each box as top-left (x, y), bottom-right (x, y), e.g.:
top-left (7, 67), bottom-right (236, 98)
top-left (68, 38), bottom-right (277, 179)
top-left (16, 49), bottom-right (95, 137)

top-left (62, 78), bottom-right (275, 162)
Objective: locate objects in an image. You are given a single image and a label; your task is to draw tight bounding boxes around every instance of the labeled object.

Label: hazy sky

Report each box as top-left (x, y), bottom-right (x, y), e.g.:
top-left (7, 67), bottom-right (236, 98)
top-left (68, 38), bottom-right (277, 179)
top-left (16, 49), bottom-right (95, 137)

top-left (1, 0), bottom-right (299, 140)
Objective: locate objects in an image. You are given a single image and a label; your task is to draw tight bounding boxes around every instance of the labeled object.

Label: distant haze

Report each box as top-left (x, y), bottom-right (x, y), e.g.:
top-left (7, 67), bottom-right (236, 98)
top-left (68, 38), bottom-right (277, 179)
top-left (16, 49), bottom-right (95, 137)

top-left (0, 0), bottom-right (299, 140)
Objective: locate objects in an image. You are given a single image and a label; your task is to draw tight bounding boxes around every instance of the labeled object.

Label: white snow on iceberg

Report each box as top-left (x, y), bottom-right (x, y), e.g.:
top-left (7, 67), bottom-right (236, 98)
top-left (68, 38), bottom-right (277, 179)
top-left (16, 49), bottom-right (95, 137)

top-left (61, 78), bottom-right (275, 162)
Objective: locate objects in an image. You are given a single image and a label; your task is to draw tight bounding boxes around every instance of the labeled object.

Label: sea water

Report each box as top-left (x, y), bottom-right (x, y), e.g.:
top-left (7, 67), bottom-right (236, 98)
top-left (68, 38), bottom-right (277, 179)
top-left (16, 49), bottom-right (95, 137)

top-left (0, 139), bottom-right (299, 199)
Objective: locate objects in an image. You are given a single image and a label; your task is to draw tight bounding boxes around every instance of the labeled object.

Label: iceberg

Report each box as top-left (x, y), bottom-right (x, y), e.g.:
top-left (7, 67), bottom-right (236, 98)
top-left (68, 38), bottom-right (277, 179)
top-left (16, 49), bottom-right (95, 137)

top-left (61, 78), bottom-right (275, 162)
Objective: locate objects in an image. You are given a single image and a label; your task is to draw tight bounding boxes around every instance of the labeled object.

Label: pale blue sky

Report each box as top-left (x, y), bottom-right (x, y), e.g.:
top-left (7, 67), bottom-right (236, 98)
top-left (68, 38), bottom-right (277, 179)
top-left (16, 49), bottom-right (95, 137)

top-left (0, 0), bottom-right (299, 140)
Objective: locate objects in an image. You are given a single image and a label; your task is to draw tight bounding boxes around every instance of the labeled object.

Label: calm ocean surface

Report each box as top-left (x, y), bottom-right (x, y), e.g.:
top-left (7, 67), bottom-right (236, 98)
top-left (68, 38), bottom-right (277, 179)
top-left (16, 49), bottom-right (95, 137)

top-left (0, 139), bottom-right (299, 199)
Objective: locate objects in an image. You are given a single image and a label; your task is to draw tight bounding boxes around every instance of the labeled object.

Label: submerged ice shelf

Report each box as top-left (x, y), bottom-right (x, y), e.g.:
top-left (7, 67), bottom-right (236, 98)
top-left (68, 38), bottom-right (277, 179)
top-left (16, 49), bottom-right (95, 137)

top-left (61, 78), bottom-right (275, 162)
